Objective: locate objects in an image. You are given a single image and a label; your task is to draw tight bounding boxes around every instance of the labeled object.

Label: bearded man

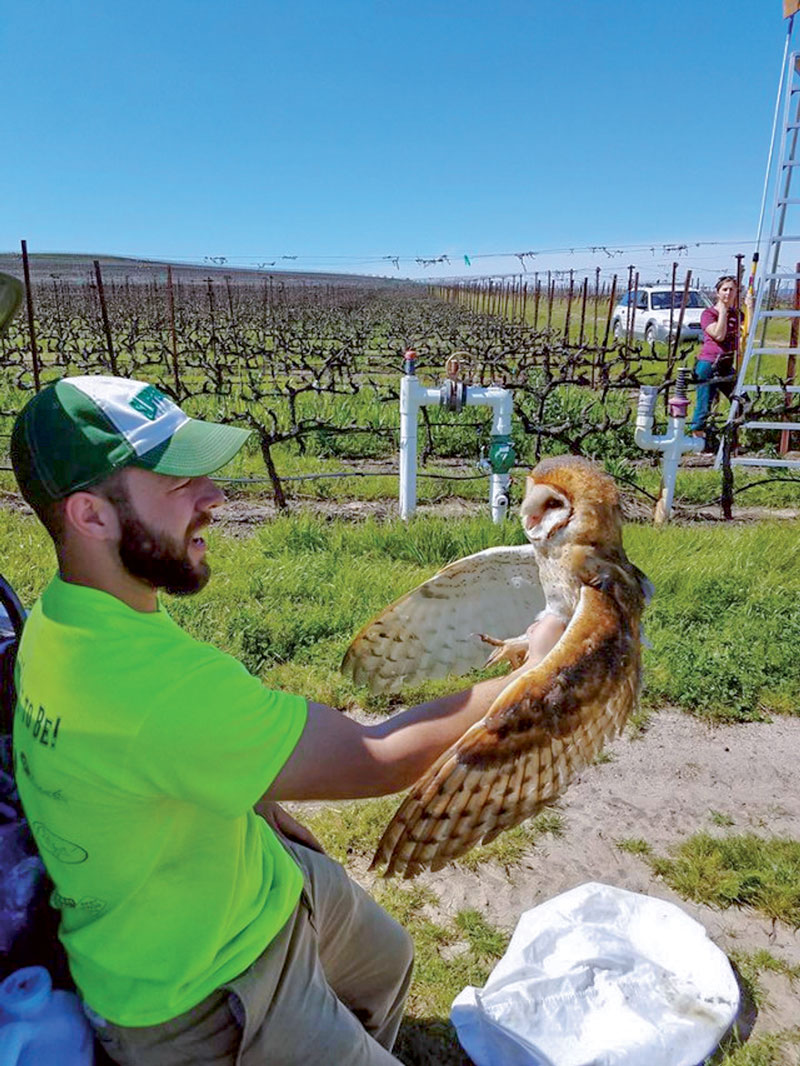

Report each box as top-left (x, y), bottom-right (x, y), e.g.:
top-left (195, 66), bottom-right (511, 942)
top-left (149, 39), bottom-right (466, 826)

top-left (10, 375), bottom-right (562, 1066)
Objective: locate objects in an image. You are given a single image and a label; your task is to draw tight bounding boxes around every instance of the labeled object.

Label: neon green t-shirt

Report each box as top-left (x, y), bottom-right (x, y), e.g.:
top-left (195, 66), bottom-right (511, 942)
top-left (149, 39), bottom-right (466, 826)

top-left (13, 576), bottom-right (308, 1026)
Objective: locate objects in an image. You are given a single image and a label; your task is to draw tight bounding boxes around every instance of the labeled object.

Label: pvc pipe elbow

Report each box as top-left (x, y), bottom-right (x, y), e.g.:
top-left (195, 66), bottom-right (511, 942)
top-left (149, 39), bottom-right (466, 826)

top-left (400, 376), bottom-right (440, 415)
top-left (465, 387), bottom-right (513, 435)
top-left (634, 425), bottom-right (665, 451)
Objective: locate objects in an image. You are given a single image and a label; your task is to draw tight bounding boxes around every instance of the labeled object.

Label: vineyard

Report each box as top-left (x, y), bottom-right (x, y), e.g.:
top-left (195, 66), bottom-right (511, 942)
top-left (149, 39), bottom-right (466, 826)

top-left (1, 255), bottom-right (799, 517)
top-left (2, 260), bottom-right (800, 1063)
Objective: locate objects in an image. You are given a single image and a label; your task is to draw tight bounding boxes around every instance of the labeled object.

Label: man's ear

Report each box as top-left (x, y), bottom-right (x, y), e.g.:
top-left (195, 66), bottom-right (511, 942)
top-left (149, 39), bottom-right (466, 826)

top-left (62, 491), bottom-right (119, 542)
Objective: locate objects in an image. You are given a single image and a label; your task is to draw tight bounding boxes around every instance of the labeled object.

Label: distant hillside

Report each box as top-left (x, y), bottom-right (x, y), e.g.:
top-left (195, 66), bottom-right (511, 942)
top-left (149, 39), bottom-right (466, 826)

top-left (0, 252), bottom-right (408, 288)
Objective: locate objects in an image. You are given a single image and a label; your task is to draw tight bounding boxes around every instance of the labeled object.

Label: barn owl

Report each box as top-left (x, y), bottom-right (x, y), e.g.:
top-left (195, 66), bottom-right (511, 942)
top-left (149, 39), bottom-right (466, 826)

top-left (341, 456), bottom-right (652, 878)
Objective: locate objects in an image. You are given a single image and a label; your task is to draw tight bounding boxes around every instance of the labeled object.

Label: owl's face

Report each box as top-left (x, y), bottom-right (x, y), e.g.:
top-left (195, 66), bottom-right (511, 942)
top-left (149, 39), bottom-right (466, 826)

top-left (520, 456), bottom-right (623, 553)
top-left (520, 478), bottom-right (572, 543)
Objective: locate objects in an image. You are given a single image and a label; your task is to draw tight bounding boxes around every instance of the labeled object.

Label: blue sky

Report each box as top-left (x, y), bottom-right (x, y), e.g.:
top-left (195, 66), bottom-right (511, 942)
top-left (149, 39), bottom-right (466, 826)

top-left (2, 1), bottom-right (796, 282)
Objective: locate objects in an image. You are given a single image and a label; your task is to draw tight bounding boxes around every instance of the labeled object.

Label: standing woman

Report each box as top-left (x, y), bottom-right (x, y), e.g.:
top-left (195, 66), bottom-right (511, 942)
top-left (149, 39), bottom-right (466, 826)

top-left (689, 275), bottom-right (752, 444)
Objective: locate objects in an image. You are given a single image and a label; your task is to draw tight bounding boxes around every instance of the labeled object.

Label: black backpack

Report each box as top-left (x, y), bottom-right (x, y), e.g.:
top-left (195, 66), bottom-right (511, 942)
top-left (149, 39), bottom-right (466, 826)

top-left (0, 575), bottom-right (70, 985)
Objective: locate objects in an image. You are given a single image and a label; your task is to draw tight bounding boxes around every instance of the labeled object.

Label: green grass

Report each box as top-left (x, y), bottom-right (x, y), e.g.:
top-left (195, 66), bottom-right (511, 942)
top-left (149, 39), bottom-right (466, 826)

top-left (373, 881), bottom-right (509, 1020)
top-left (625, 522), bottom-right (800, 720)
top-left (709, 1030), bottom-right (800, 1066)
top-left (651, 833), bottom-right (800, 927)
top-left (710, 810), bottom-right (736, 828)
top-left (729, 949), bottom-right (800, 1009)
top-left (622, 463), bottom-right (800, 511)
top-left (615, 837), bottom-right (652, 856)
top-left (1, 510), bottom-right (798, 722)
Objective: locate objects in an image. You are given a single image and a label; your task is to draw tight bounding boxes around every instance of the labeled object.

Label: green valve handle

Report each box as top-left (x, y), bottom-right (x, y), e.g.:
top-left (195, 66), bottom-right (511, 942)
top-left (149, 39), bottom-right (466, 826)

top-left (488, 435), bottom-right (515, 474)
top-left (0, 273), bottom-right (24, 335)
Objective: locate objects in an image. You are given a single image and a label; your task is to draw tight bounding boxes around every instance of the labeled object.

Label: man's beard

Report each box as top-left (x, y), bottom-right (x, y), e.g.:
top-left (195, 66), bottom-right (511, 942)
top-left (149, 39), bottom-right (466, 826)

top-left (112, 494), bottom-right (211, 596)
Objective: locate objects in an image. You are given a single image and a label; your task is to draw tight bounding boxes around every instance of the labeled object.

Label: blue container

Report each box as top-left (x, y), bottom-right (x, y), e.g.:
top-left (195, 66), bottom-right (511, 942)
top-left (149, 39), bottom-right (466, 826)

top-left (0, 966), bottom-right (94, 1065)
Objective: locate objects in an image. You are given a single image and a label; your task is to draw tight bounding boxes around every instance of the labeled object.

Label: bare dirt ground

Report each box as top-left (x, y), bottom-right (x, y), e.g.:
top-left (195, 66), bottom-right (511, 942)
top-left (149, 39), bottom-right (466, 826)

top-left (342, 709), bottom-right (800, 1060)
top-left (210, 493), bottom-right (800, 533)
top-left (4, 481), bottom-right (799, 530)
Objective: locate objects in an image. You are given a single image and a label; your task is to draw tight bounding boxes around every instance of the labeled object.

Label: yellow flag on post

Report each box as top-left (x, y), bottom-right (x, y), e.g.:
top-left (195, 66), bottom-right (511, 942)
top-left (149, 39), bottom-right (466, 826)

top-left (785, 0), bottom-right (800, 17)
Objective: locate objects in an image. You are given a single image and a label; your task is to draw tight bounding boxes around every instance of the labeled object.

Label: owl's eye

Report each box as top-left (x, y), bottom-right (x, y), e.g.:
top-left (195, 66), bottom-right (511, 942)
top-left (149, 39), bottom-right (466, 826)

top-left (544, 497), bottom-right (561, 509)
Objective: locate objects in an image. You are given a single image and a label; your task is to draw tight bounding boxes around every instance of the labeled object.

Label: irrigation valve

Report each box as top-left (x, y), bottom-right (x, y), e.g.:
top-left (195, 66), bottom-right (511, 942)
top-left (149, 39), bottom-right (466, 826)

top-left (634, 367), bottom-right (704, 524)
top-left (440, 355), bottom-right (467, 412)
top-left (488, 435), bottom-right (515, 475)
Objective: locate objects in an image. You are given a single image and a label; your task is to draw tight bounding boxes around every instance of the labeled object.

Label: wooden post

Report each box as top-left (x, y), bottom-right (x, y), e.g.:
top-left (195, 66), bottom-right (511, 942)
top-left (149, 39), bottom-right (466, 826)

top-left (93, 260), bottom-right (118, 375)
top-left (668, 270), bottom-right (693, 377)
top-left (628, 271), bottom-right (640, 346)
top-left (563, 269), bottom-right (574, 343)
top-left (601, 274), bottom-right (618, 352)
top-left (166, 265), bottom-right (181, 395)
top-left (20, 240), bottom-right (41, 391)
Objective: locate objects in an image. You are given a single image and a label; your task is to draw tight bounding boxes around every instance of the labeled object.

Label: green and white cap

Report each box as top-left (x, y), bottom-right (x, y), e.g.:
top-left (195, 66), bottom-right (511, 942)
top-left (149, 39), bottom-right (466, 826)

top-left (11, 376), bottom-right (251, 509)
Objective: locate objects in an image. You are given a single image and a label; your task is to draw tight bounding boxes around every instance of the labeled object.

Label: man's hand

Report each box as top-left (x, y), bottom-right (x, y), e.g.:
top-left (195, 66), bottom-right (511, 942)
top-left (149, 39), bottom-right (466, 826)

top-left (255, 799), bottom-right (326, 854)
top-left (524, 614), bottom-right (566, 668)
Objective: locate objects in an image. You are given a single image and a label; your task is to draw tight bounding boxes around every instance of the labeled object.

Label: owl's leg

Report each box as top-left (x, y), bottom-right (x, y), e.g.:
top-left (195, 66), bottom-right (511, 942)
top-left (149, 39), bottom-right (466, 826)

top-left (480, 615), bottom-right (566, 671)
top-left (478, 632), bottom-right (530, 670)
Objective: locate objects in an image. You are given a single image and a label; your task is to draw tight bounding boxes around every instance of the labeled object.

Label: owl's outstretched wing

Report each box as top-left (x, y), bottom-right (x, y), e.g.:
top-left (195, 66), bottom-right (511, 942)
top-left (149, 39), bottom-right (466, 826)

top-left (341, 545), bottom-right (544, 694)
top-left (371, 583), bottom-right (641, 878)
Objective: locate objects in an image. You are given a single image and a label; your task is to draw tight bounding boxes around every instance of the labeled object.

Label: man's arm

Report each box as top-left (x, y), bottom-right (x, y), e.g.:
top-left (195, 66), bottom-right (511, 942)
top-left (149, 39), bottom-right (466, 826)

top-left (266, 615), bottom-right (565, 803)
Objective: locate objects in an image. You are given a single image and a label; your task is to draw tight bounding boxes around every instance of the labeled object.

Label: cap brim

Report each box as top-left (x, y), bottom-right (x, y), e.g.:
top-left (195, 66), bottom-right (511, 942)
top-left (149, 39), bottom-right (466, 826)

top-left (0, 273), bottom-right (24, 335)
top-left (134, 418), bottom-right (251, 476)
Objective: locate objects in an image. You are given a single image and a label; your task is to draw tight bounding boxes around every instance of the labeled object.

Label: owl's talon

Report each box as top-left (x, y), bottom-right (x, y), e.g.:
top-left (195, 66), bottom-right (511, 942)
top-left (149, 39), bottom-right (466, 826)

top-left (479, 633), bottom-right (530, 670)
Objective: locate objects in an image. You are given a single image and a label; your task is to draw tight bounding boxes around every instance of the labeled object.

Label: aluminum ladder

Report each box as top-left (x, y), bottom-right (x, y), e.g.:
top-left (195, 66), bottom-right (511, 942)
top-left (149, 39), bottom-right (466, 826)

top-left (715, 38), bottom-right (800, 470)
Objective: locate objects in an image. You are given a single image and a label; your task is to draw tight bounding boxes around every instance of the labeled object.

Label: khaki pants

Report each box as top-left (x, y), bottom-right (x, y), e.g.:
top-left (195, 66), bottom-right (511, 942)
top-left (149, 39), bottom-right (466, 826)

top-left (89, 838), bottom-right (414, 1065)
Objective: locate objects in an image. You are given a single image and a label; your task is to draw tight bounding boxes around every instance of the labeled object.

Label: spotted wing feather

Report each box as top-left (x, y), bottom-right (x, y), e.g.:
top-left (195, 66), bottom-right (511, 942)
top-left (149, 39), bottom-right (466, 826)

top-left (371, 584), bottom-right (641, 877)
top-left (341, 545), bottom-right (544, 694)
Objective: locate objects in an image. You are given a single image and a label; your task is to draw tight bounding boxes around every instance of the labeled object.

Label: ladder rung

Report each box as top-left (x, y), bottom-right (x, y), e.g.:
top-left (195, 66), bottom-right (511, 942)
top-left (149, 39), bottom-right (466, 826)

top-left (764, 272), bottom-right (800, 280)
top-left (728, 457), bottom-right (800, 468)
top-left (742, 421), bottom-right (800, 430)
top-left (741, 384), bottom-right (800, 392)
top-left (769, 235), bottom-right (800, 242)
top-left (759, 311), bottom-right (800, 317)
top-left (750, 347), bottom-right (800, 355)
top-left (786, 123), bottom-right (800, 130)
top-left (777, 198), bottom-right (800, 204)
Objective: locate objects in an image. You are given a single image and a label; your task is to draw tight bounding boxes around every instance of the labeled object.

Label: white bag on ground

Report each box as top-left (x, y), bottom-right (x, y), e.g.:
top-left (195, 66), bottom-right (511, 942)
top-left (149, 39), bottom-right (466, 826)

top-left (450, 882), bottom-right (740, 1066)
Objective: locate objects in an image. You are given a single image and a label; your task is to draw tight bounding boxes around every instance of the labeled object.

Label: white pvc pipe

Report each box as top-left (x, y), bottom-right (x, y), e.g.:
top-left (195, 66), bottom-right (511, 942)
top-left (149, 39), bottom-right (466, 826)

top-left (399, 375), bottom-right (514, 521)
top-left (634, 387), bottom-right (704, 521)
top-left (489, 472), bottom-right (511, 523)
top-left (465, 386), bottom-right (513, 436)
top-left (399, 374), bottom-right (441, 520)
